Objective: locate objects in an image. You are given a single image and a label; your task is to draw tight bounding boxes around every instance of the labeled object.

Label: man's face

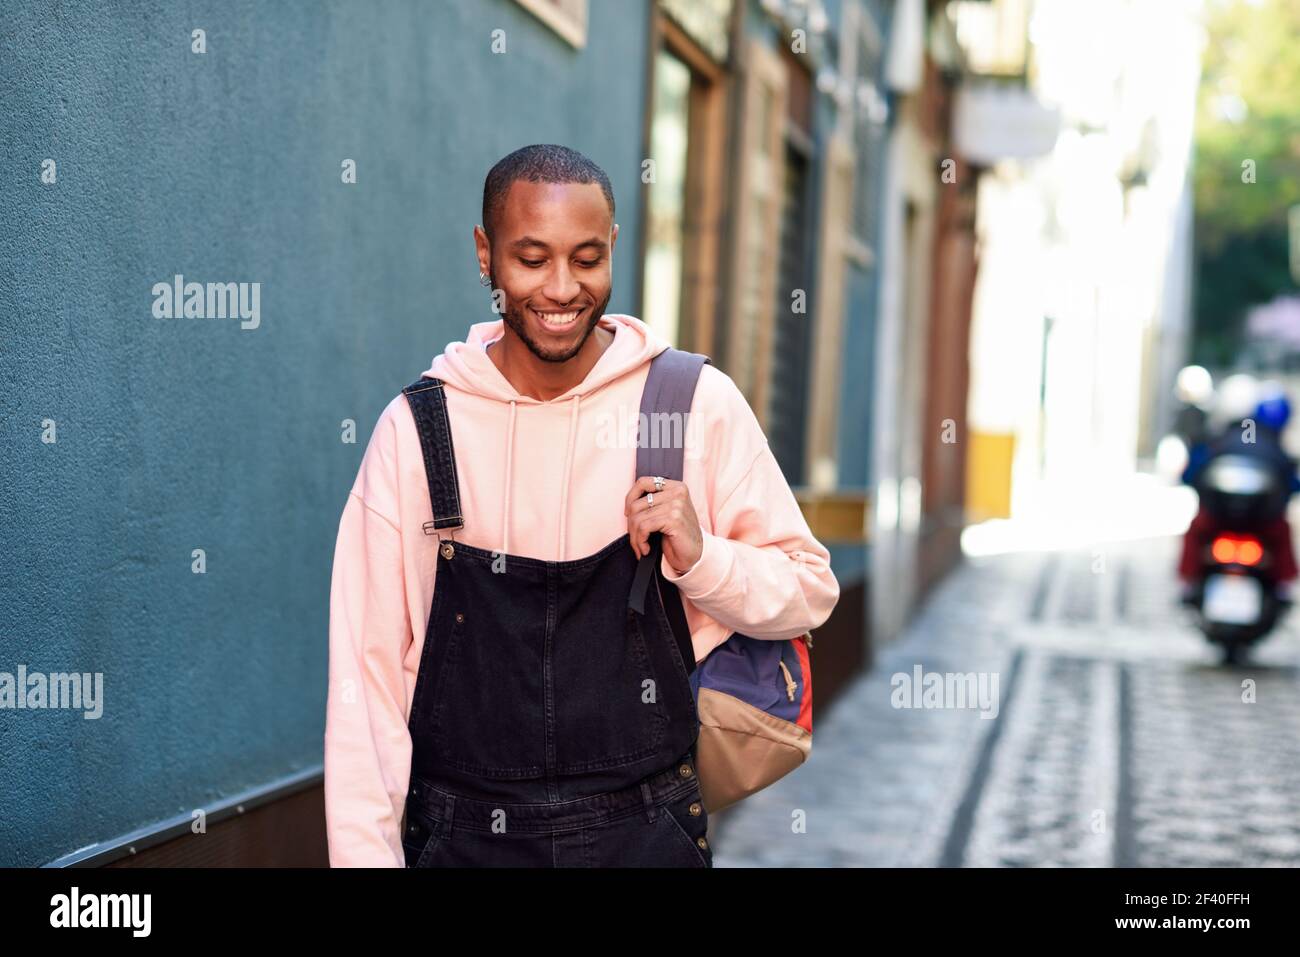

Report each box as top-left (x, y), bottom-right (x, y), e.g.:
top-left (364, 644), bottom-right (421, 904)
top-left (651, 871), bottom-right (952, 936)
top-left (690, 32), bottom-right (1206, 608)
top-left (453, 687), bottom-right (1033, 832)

top-left (479, 180), bottom-right (618, 363)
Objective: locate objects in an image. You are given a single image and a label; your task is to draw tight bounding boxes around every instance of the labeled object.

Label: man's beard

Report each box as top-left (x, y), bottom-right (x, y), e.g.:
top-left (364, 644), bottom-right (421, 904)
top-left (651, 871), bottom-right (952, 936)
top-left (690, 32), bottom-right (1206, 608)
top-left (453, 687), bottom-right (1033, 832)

top-left (494, 272), bottom-right (612, 364)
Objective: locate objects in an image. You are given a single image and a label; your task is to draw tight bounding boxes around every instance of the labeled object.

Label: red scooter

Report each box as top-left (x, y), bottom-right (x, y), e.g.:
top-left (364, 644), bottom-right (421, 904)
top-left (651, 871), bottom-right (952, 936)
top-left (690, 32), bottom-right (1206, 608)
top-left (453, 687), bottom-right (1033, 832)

top-left (1187, 454), bottom-right (1292, 663)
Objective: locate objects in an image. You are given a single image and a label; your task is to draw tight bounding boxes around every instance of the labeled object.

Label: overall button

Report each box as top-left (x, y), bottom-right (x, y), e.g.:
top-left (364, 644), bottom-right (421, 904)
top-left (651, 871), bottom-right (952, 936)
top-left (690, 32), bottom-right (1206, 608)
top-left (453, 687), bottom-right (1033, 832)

top-left (678, 764), bottom-right (693, 778)
top-left (454, 612), bottom-right (464, 623)
top-left (697, 837), bottom-right (709, 850)
top-left (440, 542), bottom-right (455, 559)
top-left (689, 802), bottom-right (702, 816)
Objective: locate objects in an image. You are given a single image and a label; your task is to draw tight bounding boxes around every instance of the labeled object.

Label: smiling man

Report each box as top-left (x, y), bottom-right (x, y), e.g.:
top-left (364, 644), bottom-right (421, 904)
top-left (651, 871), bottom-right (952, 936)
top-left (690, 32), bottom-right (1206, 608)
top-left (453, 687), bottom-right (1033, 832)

top-left (324, 144), bottom-right (840, 867)
top-left (477, 151), bottom-right (616, 387)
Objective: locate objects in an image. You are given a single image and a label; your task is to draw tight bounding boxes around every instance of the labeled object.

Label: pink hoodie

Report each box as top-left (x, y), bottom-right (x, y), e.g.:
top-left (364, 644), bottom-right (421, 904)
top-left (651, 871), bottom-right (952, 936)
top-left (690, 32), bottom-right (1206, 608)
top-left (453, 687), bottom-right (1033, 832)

top-left (324, 313), bottom-right (840, 867)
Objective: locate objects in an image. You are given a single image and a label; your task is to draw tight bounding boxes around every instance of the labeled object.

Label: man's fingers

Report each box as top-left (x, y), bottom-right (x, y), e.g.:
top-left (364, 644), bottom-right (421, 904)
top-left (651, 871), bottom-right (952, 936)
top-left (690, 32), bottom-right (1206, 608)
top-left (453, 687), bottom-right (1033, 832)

top-left (628, 505), bottom-right (671, 557)
top-left (624, 476), bottom-right (679, 514)
top-left (624, 476), bottom-right (657, 513)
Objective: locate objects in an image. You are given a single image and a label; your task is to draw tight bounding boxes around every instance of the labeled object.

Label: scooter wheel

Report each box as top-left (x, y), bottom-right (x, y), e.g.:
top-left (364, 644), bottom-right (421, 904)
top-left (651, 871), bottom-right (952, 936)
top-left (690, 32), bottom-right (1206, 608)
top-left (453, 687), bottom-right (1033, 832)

top-left (1221, 642), bottom-right (1245, 666)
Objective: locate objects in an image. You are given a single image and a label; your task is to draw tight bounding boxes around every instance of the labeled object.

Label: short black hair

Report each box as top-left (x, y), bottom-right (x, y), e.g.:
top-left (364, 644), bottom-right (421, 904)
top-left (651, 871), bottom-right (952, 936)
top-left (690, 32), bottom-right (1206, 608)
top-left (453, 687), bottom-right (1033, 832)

top-left (481, 144), bottom-right (615, 243)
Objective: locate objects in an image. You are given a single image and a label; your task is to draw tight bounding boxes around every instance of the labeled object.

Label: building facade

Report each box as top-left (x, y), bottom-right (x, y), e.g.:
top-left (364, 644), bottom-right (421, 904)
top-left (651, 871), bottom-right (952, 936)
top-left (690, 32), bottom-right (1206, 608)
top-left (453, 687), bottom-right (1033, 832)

top-left (4, 0), bottom-right (996, 866)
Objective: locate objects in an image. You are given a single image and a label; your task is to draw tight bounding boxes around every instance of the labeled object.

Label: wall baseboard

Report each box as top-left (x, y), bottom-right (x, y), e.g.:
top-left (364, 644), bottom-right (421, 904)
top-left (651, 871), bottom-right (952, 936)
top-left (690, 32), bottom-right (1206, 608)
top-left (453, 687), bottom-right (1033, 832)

top-left (46, 767), bottom-right (328, 868)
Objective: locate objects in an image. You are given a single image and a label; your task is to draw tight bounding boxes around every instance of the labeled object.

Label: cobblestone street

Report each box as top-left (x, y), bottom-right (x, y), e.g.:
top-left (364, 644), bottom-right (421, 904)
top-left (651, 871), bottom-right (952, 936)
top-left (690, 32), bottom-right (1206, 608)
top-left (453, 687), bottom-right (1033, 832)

top-left (712, 530), bottom-right (1300, 867)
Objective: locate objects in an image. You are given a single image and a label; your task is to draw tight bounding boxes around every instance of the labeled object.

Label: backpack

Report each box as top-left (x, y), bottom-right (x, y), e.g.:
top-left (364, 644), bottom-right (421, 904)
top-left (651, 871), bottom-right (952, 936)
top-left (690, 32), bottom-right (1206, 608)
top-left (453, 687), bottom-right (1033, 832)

top-left (627, 347), bottom-right (814, 813)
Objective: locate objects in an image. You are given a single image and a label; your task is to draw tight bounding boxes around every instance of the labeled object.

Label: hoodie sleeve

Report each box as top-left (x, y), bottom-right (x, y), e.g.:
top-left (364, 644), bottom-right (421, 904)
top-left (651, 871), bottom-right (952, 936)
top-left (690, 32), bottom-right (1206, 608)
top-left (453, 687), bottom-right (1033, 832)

top-left (324, 402), bottom-right (414, 868)
top-left (660, 364), bottom-right (840, 641)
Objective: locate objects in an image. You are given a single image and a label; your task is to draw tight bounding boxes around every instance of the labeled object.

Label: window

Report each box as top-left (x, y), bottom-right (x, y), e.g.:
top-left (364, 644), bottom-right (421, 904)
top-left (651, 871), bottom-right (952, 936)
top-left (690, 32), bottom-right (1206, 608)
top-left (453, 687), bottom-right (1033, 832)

top-left (766, 43), bottom-right (818, 486)
top-left (638, 6), bottom-right (733, 354)
top-left (659, 0), bottom-right (733, 63)
top-left (512, 0), bottom-right (587, 48)
top-left (724, 40), bottom-right (787, 419)
top-left (642, 50), bottom-right (693, 348)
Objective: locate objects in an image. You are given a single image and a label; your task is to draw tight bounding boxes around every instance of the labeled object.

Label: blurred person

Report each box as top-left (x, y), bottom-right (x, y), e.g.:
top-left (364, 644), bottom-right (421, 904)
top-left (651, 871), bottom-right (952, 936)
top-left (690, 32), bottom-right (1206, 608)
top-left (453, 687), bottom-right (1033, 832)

top-left (1205, 373), bottom-right (1259, 435)
top-left (322, 144), bottom-right (839, 867)
top-left (1171, 365), bottom-right (1213, 451)
top-left (1179, 385), bottom-right (1300, 604)
top-left (1179, 372), bottom-right (1259, 483)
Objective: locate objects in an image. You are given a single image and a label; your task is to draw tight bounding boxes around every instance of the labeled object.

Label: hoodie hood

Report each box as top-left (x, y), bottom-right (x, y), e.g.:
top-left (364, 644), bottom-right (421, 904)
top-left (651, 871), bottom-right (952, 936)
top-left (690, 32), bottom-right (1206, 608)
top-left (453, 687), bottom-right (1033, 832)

top-left (421, 313), bottom-right (670, 559)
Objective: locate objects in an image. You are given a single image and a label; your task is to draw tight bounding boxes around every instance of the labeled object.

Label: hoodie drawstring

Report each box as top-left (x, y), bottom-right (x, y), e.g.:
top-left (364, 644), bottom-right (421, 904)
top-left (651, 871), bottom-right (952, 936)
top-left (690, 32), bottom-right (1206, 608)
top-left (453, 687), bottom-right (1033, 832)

top-left (556, 395), bottom-right (580, 560)
top-left (500, 394), bottom-right (579, 561)
top-left (502, 400), bottom-right (516, 556)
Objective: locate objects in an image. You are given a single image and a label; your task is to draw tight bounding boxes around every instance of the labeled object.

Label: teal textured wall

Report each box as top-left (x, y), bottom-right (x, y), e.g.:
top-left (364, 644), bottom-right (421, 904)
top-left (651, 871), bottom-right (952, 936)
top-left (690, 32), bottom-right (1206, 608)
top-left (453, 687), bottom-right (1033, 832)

top-left (0, 0), bottom-right (650, 866)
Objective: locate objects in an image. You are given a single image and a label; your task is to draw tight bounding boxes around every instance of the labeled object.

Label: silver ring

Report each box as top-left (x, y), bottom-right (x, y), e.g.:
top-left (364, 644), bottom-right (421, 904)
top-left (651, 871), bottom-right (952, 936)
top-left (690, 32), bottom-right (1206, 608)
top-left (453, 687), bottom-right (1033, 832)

top-left (653, 476), bottom-right (665, 490)
top-left (646, 492), bottom-right (654, 507)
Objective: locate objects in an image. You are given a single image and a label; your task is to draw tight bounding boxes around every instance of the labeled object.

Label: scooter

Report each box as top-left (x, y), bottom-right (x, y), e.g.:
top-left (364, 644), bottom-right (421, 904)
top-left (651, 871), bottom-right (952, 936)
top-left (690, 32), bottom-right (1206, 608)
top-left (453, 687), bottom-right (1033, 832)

top-left (1187, 454), bottom-right (1292, 663)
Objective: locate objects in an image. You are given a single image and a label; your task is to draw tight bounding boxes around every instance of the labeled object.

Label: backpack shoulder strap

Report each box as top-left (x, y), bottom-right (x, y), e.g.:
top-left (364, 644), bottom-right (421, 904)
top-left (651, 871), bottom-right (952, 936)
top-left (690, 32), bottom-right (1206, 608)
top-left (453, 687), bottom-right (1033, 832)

top-left (627, 348), bottom-right (712, 671)
top-left (634, 347), bottom-right (712, 483)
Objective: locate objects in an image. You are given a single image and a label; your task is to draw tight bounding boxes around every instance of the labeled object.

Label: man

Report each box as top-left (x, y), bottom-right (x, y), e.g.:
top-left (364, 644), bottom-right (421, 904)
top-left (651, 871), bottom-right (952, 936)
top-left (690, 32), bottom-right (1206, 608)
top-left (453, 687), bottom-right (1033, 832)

top-left (1171, 364), bottom-right (1212, 452)
top-left (324, 144), bottom-right (840, 867)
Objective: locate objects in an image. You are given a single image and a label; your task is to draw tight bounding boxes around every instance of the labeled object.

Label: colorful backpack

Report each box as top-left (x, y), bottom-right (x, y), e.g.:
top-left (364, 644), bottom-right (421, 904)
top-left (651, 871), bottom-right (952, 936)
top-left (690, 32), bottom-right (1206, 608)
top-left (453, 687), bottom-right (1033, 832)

top-left (627, 347), bottom-right (814, 813)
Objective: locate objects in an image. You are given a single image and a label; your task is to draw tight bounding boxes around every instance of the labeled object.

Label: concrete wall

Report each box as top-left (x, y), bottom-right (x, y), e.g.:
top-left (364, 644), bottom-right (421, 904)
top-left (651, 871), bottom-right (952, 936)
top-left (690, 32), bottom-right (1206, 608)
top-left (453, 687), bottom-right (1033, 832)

top-left (0, 0), bottom-right (650, 866)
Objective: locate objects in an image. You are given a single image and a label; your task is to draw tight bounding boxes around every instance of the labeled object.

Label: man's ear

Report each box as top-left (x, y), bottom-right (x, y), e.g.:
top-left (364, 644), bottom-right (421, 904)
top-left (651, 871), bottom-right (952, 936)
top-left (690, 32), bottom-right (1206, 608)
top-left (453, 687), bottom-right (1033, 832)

top-left (473, 224), bottom-right (491, 275)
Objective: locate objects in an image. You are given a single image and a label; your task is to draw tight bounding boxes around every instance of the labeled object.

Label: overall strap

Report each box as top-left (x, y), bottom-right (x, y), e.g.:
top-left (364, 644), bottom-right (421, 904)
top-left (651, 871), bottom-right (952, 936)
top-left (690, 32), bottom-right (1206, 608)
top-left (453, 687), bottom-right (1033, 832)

top-left (627, 348), bottom-right (712, 674)
top-left (402, 377), bottom-right (465, 534)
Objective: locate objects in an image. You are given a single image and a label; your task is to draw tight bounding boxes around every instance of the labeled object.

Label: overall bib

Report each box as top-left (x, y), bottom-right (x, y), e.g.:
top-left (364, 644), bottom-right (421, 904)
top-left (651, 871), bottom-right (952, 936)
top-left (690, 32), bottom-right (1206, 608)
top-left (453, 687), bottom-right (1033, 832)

top-left (399, 376), bottom-right (712, 867)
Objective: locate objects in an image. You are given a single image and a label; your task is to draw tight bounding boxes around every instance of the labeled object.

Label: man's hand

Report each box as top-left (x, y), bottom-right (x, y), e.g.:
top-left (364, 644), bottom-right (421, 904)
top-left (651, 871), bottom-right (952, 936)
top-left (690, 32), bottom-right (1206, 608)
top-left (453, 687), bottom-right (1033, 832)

top-left (624, 476), bottom-right (703, 574)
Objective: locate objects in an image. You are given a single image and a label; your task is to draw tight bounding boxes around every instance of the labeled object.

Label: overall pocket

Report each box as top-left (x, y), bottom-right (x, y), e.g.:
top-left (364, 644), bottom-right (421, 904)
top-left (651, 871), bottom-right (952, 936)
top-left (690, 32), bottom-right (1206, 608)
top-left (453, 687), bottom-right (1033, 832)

top-left (550, 605), bottom-right (668, 773)
top-left (428, 588), bottom-right (550, 777)
top-left (657, 784), bottom-right (712, 868)
top-left (402, 809), bottom-right (446, 868)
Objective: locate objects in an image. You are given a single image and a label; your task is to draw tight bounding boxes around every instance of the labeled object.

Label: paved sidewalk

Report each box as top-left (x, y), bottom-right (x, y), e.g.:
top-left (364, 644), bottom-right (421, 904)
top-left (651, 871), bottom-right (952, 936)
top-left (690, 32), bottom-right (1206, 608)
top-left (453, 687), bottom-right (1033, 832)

top-left (712, 534), bottom-right (1300, 867)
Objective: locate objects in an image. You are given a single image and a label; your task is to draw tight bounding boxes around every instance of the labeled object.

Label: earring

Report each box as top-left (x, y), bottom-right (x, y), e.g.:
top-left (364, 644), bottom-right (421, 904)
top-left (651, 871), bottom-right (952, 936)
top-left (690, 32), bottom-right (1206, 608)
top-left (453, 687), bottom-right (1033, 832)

top-left (479, 271), bottom-right (492, 287)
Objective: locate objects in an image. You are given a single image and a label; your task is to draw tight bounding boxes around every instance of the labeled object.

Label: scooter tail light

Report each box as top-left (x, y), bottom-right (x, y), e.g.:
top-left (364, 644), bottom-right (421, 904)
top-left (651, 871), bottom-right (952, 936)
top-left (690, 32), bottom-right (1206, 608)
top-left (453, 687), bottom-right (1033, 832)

top-left (1210, 534), bottom-right (1264, 567)
top-left (1237, 538), bottom-right (1264, 566)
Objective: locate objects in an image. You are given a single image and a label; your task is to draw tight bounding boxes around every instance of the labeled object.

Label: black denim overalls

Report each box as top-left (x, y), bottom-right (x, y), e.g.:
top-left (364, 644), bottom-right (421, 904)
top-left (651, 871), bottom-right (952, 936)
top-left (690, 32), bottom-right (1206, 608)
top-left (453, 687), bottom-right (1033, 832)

top-left (398, 377), bottom-right (712, 867)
